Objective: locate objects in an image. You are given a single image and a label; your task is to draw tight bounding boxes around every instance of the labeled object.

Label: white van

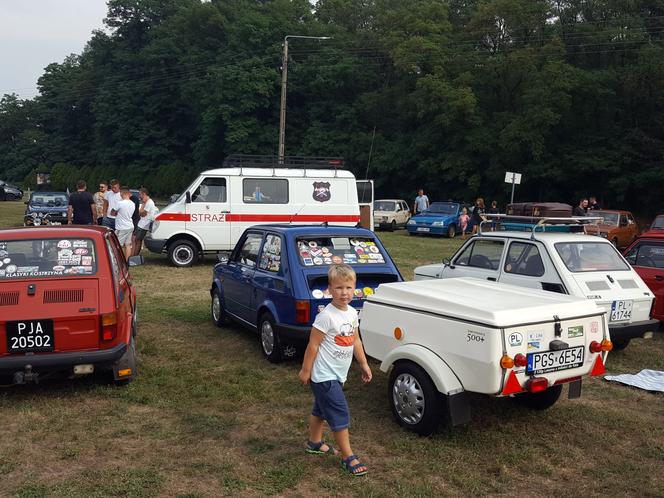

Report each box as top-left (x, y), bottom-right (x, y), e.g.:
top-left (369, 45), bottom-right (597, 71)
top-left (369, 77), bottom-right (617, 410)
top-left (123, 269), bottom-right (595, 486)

top-left (145, 157), bottom-right (361, 266)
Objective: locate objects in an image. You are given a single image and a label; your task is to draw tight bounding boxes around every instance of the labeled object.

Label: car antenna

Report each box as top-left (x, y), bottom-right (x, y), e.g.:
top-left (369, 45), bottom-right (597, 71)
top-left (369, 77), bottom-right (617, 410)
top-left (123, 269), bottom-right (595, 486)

top-left (289, 203), bottom-right (306, 224)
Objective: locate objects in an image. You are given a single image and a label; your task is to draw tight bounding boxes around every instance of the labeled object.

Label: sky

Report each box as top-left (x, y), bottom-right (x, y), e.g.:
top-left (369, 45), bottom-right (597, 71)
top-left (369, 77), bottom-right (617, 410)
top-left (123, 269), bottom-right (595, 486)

top-left (0, 0), bottom-right (109, 99)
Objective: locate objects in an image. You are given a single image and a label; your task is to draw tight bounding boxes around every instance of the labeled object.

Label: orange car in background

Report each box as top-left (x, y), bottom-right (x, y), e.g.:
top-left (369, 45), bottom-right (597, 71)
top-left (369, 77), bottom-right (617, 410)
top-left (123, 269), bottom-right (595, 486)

top-left (586, 210), bottom-right (639, 249)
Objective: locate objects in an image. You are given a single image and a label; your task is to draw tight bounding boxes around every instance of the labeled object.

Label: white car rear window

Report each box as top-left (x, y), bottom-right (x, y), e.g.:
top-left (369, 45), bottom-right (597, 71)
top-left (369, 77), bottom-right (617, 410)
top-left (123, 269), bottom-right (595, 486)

top-left (554, 242), bottom-right (629, 272)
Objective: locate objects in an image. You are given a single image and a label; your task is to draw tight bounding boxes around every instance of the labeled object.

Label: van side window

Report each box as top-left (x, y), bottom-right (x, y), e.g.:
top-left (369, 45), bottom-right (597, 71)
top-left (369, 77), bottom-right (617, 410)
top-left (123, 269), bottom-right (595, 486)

top-left (259, 234), bottom-right (282, 273)
top-left (193, 178), bottom-right (227, 203)
top-left (455, 239), bottom-right (504, 270)
top-left (243, 179), bottom-right (288, 204)
top-left (234, 233), bottom-right (263, 267)
top-left (504, 242), bottom-right (545, 276)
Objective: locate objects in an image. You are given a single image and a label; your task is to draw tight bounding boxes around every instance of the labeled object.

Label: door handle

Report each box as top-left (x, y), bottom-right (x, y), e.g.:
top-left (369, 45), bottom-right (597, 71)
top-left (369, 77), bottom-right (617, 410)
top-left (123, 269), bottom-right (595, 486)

top-left (487, 277), bottom-right (497, 281)
top-left (656, 275), bottom-right (664, 281)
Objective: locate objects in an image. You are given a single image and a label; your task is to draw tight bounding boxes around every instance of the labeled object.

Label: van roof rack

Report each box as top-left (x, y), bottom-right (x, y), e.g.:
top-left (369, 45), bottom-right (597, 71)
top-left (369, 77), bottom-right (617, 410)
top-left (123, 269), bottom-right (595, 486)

top-left (223, 154), bottom-right (345, 173)
top-left (479, 214), bottom-right (603, 239)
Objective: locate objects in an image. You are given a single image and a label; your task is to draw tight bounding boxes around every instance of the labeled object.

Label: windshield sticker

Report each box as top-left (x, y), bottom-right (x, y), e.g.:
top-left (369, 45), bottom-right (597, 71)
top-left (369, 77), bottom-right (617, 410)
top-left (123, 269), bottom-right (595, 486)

top-left (323, 288), bottom-right (332, 298)
top-left (0, 250), bottom-right (7, 257)
top-left (81, 256), bottom-right (93, 266)
top-left (57, 240), bottom-right (72, 249)
top-left (73, 240), bottom-right (87, 248)
top-left (317, 304), bottom-right (325, 314)
top-left (568, 325), bottom-right (584, 338)
top-left (53, 265), bottom-right (65, 272)
top-left (350, 239), bottom-right (359, 246)
top-left (369, 246), bottom-right (379, 253)
top-left (3, 257), bottom-right (10, 264)
top-left (303, 257), bottom-right (313, 266)
top-left (59, 255), bottom-right (81, 266)
top-left (313, 257), bottom-right (323, 265)
top-left (323, 257), bottom-right (332, 264)
top-left (321, 247), bottom-right (329, 254)
top-left (6, 264), bottom-right (17, 273)
top-left (308, 241), bottom-right (318, 248)
top-left (312, 289), bottom-right (324, 299)
top-left (354, 289), bottom-right (364, 298)
top-left (363, 287), bottom-right (374, 297)
top-left (74, 248), bottom-right (88, 255)
top-left (58, 249), bottom-right (73, 258)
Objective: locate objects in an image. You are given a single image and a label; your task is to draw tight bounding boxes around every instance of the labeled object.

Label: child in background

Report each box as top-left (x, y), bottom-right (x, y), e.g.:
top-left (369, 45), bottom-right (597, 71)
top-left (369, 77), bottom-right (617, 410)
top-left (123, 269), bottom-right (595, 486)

top-left (299, 264), bottom-right (372, 477)
top-left (459, 207), bottom-right (470, 239)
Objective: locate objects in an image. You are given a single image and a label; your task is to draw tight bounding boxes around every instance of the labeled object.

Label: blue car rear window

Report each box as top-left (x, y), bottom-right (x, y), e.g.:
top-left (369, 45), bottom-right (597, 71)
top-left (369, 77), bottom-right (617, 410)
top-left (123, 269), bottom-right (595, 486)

top-left (297, 237), bottom-right (386, 266)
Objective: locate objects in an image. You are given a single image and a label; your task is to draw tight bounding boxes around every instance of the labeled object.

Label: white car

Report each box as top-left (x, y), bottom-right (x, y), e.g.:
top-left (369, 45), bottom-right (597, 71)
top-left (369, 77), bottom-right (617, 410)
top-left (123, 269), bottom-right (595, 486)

top-left (414, 231), bottom-right (658, 350)
top-left (361, 278), bottom-right (611, 435)
top-left (374, 199), bottom-right (410, 231)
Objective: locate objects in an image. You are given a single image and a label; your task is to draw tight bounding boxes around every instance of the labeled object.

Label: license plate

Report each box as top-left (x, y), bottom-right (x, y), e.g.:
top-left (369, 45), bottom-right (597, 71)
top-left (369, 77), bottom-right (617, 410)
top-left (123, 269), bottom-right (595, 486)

top-left (527, 346), bottom-right (584, 375)
top-left (6, 320), bottom-right (54, 353)
top-left (417, 227), bottom-right (430, 232)
top-left (610, 300), bottom-right (632, 322)
top-left (50, 222), bottom-right (61, 225)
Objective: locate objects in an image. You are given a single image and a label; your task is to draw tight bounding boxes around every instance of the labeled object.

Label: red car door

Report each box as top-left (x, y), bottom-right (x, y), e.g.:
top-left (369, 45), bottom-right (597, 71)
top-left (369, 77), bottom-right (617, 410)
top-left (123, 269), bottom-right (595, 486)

top-left (624, 239), bottom-right (664, 321)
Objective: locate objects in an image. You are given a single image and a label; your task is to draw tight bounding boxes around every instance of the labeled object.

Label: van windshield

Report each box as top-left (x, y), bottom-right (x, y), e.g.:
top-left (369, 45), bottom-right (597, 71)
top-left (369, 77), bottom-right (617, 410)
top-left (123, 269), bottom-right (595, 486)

top-left (554, 242), bottom-right (629, 272)
top-left (0, 238), bottom-right (97, 279)
top-left (297, 237), bottom-right (386, 266)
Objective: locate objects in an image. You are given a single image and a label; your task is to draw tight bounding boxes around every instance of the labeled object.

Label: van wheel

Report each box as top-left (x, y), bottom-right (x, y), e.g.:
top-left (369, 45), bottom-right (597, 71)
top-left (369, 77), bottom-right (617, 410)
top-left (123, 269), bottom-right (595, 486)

top-left (211, 288), bottom-right (229, 327)
top-left (611, 338), bottom-right (630, 351)
top-left (388, 362), bottom-right (443, 435)
top-left (259, 312), bottom-right (283, 363)
top-left (447, 224), bottom-right (456, 238)
top-left (515, 385), bottom-right (562, 410)
top-left (168, 239), bottom-right (199, 267)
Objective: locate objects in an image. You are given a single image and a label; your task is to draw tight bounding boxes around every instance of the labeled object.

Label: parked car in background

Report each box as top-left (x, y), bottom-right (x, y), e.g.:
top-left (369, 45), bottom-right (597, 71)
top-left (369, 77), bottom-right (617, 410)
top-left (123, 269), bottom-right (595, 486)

top-left (585, 210), bottom-right (638, 248)
top-left (0, 181), bottom-right (23, 201)
top-left (0, 226), bottom-right (142, 385)
top-left (649, 215), bottom-right (664, 231)
top-left (406, 201), bottom-right (469, 238)
top-left (210, 225), bottom-right (403, 363)
top-left (414, 230), bottom-right (658, 350)
top-left (24, 192), bottom-right (69, 226)
top-left (623, 231), bottom-right (664, 322)
top-left (374, 199), bottom-right (410, 231)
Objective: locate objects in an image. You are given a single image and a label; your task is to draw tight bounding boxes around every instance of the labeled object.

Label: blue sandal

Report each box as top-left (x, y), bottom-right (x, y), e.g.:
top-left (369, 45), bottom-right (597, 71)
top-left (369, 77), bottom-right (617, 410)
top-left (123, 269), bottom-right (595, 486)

top-left (341, 454), bottom-right (368, 477)
top-left (306, 440), bottom-right (338, 456)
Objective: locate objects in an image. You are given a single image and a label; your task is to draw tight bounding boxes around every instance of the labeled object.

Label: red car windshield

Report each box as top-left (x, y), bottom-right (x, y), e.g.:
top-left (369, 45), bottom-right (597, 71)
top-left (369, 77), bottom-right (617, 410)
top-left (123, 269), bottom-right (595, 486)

top-left (0, 238), bottom-right (98, 279)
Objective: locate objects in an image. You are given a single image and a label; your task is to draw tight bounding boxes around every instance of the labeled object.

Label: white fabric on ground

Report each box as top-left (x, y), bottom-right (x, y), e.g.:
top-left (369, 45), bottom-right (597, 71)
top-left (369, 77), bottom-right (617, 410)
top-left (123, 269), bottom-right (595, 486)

top-left (604, 369), bottom-right (664, 392)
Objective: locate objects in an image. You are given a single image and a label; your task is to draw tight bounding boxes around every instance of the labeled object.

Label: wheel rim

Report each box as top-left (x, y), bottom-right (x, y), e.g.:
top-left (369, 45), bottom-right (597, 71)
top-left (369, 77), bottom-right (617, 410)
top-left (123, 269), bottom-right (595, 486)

top-left (392, 373), bottom-right (425, 424)
top-left (261, 320), bottom-right (274, 355)
top-left (212, 294), bottom-right (221, 322)
top-left (448, 226), bottom-right (455, 238)
top-left (174, 245), bottom-right (193, 265)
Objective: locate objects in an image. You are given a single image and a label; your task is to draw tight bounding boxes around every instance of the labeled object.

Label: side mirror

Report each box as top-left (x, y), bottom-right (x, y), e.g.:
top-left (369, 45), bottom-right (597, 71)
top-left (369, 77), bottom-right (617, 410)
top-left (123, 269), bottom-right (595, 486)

top-left (217, 254), bottom-right (229, 264)
top-left (127, 255), bottom-right (144, 267)
top-left (443, 257), bottom-right (452, 267)
top-left (169, 194), bottom-right (179, 204)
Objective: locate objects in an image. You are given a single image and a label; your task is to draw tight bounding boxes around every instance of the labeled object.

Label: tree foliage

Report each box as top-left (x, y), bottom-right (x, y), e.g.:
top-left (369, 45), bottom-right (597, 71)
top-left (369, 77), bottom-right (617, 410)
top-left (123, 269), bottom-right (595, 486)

top-left (0, 0), bottom-right (662, 215)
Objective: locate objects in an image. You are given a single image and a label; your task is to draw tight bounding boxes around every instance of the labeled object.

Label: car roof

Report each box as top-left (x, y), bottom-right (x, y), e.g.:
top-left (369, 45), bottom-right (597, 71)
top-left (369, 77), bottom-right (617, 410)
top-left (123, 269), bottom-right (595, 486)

top-left (0, 225), bottom-right (111, 240)
top-left (477, 230), bottom-right (611, 244)
top-left (199, 167), bottom-right (355, 179)
top-left (242, 224), bottom-right (377, 237)
top-left (29, 191), bottom-right (68, 196)
top-left (593, 209), bottom-right (632, 214)
top-left (375, 199), bottom-right (406, 203)
top-left (636, 230), bottom-right (664, 240)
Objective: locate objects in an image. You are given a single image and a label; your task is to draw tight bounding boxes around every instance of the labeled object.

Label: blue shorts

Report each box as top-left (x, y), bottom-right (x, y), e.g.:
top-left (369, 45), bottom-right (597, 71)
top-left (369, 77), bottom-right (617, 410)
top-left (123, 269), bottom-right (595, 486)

top-left (310, 380), bottom-right (350, 432)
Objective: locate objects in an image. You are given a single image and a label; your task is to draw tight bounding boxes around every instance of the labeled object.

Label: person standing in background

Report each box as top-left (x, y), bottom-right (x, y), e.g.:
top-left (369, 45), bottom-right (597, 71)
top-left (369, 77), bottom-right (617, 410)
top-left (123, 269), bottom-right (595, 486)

top-left (413, 188), bottom-right (429, 215)
top-left (67, 180), bottom-right (96, 225)
top-left (102, 179), bottom-right (121, 229)
top-left (471, 198), bottom-right (486, 234)
top-left (114, 187), bottom-right (136, 259)
top-left (94, 182), bottom-right (107, 225)
top-left (132, 188), bottom-right (158, 256)
top-left (573, 198), bottom-right (588, 217)
top-left (588, 196), bottom-right (601, 210)
top-left (488, 200), bottom-right (499, 231)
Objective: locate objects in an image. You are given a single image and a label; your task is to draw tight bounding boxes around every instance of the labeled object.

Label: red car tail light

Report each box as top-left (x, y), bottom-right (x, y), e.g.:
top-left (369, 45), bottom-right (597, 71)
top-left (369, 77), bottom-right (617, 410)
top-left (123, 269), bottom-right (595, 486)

top-left (101, 312), bottom-right (118, 341)
top-left (295, 300), bottom-right (310, 324)
top-left (589, 341), bottom-right (602, 353)
top-left (527, 377), bottom-right (549, 393)
top-left (514, 353), bottom-right (527, 367)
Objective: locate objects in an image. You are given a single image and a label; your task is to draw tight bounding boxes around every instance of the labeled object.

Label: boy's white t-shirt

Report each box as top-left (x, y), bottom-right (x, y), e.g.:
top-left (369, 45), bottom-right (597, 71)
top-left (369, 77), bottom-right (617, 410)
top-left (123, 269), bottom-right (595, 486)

top-left (137, 198), bottom-right (158, 230)
top-left (115, 199), bottom-right (135, 230)
top-left (104, 190), bottom-right (121, 218)
top-left (311, 303), bottom-right (359, 383)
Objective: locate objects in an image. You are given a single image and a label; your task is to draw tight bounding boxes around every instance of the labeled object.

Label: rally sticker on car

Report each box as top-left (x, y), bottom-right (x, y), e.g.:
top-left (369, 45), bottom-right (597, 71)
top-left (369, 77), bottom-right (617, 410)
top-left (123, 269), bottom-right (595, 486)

top-left (568, 325), bottom-right (584, 338)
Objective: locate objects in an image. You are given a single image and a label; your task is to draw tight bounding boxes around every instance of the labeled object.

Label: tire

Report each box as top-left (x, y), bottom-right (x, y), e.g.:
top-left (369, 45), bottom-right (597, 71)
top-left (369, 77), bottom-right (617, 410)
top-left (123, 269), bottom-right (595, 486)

top-left (259, 312), bottom-right (283, 363)
top-left (514, 384), bottom-right (562, 410)
top-left (168, 239), bottom-right (199, 267)
top-left (390, 220), bottom-right (396, 232)
top-left (611, 338), bottom-right (631, 351)
top-left (447, 224), bottom-right (456, 238)
top-left (388, 362), bottom-right (444, 435)
top-left (211, 288), bottom-right (229, 327)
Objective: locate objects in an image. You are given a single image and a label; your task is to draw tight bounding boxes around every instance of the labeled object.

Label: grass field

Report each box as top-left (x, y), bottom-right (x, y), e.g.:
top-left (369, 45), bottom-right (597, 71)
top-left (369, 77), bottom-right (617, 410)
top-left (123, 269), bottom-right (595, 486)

top-left (0, 199), bottom-right (663, 498)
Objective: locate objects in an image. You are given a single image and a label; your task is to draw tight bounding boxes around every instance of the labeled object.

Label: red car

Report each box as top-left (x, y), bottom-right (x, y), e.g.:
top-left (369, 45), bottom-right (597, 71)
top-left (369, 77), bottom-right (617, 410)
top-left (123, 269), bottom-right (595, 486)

top-left (623, 231), bottom-right (664, 322)
top-left (0, 226), bottom-right (141, 385)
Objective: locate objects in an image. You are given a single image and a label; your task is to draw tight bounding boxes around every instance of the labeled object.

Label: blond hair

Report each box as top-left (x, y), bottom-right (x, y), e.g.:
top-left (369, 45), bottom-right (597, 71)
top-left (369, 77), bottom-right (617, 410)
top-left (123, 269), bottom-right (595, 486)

top-left (328, 264), bottom-right (356, 283)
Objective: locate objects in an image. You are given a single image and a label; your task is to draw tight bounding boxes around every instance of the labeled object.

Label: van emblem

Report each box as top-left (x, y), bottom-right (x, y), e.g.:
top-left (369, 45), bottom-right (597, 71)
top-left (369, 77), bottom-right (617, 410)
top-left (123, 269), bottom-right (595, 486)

top-left (508, 332), bottom-right (523, 347)
top-left (312, 182), bottom-right (331, 202)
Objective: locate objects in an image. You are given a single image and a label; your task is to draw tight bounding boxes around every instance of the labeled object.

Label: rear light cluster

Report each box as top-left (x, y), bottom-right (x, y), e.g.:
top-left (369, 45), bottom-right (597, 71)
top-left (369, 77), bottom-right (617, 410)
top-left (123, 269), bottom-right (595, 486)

top-left (101, 312), bottom-right (118, 341)
top-left (295, 301), bottom-right (310, 324)
top-left (589, 339), bottom-right (613, 353)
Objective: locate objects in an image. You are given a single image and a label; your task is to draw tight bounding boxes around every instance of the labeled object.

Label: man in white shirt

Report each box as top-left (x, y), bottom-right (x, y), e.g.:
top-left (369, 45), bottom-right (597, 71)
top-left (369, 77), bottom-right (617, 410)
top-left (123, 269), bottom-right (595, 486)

top-left (115, 187), bottom-right (136, 259)
top-left (132, 187), bottom-right (158, 256)
top-left (102, 179), bottom-right (122, 229)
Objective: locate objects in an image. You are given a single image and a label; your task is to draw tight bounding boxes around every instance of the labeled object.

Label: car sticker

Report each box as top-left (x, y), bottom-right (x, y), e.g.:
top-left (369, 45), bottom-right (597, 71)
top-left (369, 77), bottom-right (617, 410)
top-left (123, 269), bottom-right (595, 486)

top-left (350, 238), bottom-right (359, 246)
top-left (369, 246), bottom-right (379, 253)
top-left (313, 257), bottom-right (323, 265)
top-left (308, 241), bottom-right (318, 248)
top-left (590, 321), bottom-right (599, 334)
top-left (363, 287), bottom-right (374, 296)
top-left (310, 249), bottom-right (322, 257)
top-left (359, 242), bottom-right (367, 248)
top-left (300, 251), bottom-right (310, 258)
top-left (59, 255), bottom-right (81, 265)
top-left (323, 257), bottom-right (332, 265)
top-left (72, 240), bottom-right (87, 248)
top-left (74, 248), bottom-right (88, 255)
top-left (3, 257), bottom-right (10, 264)
top-left (0, 250), bottom-right (7, 257)
top-left (0, 270), bottom-right (5, 276)
top-left (355, 247), bottom-right (364, 255)
top-left (58, 249), bottom-right (73, 258)
top-left (508, 332), bottom-right (523, 347)
top-left (57, 240), bottom-right (72, 249)
top-left (312, 289), bottom-right (324, 299)
top-left (302, 257), bottom-right (313, 266)
top-left (568, 325), bottom-right (584, 338)
top-left (321, 247), bottom-right (330, 254)
top-left (527, 341), bottom-right (541, 351)
top-left (358, 259), bottom-right (367, 263)
top-left (323, 288), bottom-right (332, 298)
top-left (53, 265), bottom-right (65, 272)
top-left (6, 264), bottom-right (16, 273)
top-left (81, 256), bottom-right (92, 266)
top-left (354, 289), bottom-right (364, 298)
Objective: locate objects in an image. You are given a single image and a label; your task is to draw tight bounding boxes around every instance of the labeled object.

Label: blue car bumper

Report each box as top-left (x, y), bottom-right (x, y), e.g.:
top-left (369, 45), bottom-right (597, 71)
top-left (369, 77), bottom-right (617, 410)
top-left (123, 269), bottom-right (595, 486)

top-left (407, 225), bottom-right (448, 235)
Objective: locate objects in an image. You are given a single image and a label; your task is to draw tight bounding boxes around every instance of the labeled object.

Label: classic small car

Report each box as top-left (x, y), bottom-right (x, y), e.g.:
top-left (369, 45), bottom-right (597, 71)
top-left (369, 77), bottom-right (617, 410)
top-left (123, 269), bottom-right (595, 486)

top-left (360, 278), bottom-right (612, 435)
top-left (210, 224), bottom-right (403, 362)
top-left (24, 191), bottom-right (69, 226)
top-left (406, 201), bottom-right (469, 238)
top-left (0, 226), bottom-right (141, 385)
top-left (414, 229), bottom-right (658, 350)
top-left (373, 199), bottom-right (410, 231)
top-left (623, 231), bottom-right (664, 322)
top-left (585, 210), bottom-right (638, 248)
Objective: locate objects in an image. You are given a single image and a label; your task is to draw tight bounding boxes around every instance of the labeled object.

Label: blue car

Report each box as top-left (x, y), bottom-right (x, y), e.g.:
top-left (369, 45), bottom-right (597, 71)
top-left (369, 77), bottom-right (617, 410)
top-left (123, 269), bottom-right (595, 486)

top-left (406, 201), bottom-right (468, 238)
top-left (210, 225), bottom-right (403, 362)
top-left (24, 191), bottom-right (69, 226)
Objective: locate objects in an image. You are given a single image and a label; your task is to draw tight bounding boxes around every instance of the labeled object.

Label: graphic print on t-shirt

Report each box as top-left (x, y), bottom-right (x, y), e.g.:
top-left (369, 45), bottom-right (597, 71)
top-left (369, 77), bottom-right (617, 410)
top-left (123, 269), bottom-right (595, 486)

top-left (334, 322), bottom-right (355, 347)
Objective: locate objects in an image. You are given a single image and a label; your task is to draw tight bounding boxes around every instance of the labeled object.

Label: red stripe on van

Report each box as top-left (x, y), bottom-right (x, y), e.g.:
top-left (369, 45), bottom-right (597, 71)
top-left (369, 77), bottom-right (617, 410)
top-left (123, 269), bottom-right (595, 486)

top-left (156, 213), bottom-right (191, 221)
top-left (225, 214), bottom-right (360, 223)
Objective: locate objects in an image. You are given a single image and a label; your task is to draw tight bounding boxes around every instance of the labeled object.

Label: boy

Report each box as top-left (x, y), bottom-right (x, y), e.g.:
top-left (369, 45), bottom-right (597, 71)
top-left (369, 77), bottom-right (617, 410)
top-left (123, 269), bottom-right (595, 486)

top-left (114, 187), bottom-right (136, 259)
top-left (299, 264), bottom-right (372, 477)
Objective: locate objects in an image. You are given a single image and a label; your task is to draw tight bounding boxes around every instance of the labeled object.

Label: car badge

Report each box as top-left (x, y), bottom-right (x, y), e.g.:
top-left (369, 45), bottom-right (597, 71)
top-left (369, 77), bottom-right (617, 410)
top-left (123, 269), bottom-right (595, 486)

top-left (312, 182), bottom-right (331, 202)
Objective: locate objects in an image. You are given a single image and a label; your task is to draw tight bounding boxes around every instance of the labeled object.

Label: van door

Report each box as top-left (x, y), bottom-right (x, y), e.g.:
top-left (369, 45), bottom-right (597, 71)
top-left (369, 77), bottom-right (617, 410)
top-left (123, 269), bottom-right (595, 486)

top-left (186, 176), bottom-right (231, 250)
top-left (442, 238), bottom-right (505, 281)
top-left (498, 241), bottom-right (563, 291)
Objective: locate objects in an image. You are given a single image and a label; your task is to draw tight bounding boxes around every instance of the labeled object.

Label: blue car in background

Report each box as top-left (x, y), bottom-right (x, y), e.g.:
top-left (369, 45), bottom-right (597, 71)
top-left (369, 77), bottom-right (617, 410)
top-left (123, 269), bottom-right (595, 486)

top-left (406, 201), bottom-right (468, 238)
top-left (210, 225), bottom-right (403, 363)
top-left (23, 191), bottom-right (69, 226)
